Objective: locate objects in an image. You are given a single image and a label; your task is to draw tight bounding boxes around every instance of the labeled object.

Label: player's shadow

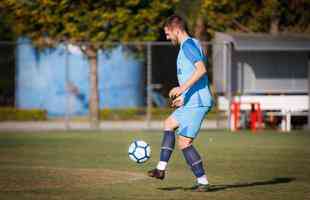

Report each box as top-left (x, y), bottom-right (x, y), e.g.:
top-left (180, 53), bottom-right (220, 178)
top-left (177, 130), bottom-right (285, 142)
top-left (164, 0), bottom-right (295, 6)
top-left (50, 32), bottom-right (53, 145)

top-left (158, 177), bottom-right (296, 192)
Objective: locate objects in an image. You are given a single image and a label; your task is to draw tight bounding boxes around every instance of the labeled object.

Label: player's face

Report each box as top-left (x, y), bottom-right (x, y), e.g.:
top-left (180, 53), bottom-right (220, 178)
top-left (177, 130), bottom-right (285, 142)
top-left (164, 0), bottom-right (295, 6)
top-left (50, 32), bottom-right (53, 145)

top-left (164, 26), bottom-right (178, 45)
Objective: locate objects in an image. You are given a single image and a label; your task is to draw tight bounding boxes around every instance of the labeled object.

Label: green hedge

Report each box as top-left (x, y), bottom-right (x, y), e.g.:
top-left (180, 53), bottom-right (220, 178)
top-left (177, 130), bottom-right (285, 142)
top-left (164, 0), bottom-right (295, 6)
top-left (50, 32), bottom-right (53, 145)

top-left (0, 107), bottom-right (47, 121)
top-left (0, 107), bottom-right (218, 121)
top-left (100, 108), bottom-right (175, 120)
top-left (100, 108), bottom-right (143, 120)
top-left (100, 107), bottom-right (218, 120)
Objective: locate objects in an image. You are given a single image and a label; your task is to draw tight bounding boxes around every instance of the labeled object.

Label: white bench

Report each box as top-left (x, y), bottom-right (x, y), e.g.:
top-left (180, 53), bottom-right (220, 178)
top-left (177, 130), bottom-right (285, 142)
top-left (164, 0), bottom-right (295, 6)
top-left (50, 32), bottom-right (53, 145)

top-left (218, 95), bottom-right (309, 131)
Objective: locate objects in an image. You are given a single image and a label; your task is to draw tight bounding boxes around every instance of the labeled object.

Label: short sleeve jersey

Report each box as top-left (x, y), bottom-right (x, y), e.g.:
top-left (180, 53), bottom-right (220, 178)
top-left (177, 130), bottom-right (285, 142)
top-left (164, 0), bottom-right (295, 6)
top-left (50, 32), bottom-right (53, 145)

top-left (177, 37), bottom-right (213, 108)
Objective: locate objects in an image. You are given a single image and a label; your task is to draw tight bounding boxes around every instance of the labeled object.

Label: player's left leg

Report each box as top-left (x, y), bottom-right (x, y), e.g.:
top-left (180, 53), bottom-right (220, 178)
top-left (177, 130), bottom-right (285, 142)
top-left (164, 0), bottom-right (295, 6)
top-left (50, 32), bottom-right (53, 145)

top-left (178, 136), bottom-right (210, 191)
top-left (175, 106), bottom-right (212, 191)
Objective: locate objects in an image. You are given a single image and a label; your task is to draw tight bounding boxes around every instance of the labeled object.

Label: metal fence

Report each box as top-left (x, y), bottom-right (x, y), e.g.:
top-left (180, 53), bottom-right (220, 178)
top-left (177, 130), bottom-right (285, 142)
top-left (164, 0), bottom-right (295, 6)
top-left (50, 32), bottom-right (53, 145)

top-left (2, 39), bottom-right (308, 131)
top-left (0, 40), bottom-right (227, 130)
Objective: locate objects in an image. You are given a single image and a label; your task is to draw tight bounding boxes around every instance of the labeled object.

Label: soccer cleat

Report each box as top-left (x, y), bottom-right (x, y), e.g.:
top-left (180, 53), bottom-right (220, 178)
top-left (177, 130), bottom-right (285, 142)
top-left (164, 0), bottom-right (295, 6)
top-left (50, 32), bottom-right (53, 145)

top-left (190, 183), bottom-right (211, 192)
top-left (147, 168), bottom-right (165, 180)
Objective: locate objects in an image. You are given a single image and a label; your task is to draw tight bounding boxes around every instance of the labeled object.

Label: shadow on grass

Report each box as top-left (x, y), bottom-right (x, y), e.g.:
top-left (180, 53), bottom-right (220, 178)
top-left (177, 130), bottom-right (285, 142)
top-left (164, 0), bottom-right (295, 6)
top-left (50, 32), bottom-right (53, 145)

top-left (158, 177), bottom-right (296, 192)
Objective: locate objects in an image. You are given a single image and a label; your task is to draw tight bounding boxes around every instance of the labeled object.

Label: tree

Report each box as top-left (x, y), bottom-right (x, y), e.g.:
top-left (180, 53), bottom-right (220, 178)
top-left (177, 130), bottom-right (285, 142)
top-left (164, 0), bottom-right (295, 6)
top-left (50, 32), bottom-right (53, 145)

top-left (175, 0), bottom-right (208, 41)
top-left (0, 3), bottom-right (14, 41)
top-left (196, 0), bottom-right (310, 37)
top-left (2, 0), bottom-right (178, 129)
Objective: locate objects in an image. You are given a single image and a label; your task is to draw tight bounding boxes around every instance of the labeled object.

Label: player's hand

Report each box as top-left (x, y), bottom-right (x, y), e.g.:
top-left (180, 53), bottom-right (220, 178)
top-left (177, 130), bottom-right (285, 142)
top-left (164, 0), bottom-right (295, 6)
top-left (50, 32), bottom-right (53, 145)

top-left (171, 96), bottom-right (184, 108)
top-left (169, 86), bottom-right (185, 98)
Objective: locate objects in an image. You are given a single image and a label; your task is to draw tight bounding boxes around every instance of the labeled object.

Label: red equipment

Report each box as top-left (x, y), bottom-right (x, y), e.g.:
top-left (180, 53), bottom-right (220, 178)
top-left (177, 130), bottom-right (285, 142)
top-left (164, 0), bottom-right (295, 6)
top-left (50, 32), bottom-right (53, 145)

top-left (231, 101), bottom-right (262, 132)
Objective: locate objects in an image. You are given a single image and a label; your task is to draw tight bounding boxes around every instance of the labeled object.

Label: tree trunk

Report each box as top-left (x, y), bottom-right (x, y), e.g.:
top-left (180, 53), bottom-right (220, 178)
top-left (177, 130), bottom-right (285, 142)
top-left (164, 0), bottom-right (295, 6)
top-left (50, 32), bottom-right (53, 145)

top-left (270, 17), bottom-right (280, 35)
top-left (270, 7), bottom-right (280, 35)
top-left (86, 47), bottom-right (99, 129)
top-left (194, 16), bottom-right (207, 41)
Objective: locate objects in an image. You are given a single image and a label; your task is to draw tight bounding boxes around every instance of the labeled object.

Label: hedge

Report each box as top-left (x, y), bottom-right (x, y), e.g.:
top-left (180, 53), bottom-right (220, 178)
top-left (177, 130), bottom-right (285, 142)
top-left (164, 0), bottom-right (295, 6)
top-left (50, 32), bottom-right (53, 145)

top-left (0, 107), bottom-right (47, 121)
top-left (100, 108), bottom-right (174, 120)
top-left (99, 107), bottom-right (218, 120)
top-left (0, 107), bottom-right (218, 121)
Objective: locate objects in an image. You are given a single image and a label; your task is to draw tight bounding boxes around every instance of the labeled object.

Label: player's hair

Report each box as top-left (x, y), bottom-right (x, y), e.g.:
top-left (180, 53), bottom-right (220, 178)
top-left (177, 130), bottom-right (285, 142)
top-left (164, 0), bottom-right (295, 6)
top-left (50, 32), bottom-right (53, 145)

top-left (164, 15), bottom-right (188, 32)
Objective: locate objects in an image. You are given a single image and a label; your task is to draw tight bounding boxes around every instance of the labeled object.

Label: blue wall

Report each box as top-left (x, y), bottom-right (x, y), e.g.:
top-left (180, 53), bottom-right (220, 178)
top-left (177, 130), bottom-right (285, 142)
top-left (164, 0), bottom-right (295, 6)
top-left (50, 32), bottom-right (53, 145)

top-left (16, 38), bottom-right (144, 116)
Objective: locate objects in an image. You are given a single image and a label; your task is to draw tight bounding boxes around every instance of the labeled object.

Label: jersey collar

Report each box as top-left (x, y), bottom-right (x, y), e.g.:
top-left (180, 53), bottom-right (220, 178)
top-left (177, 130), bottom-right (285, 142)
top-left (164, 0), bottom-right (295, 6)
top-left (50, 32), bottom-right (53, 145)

top-left (180, 36), bottom-right (191, 47)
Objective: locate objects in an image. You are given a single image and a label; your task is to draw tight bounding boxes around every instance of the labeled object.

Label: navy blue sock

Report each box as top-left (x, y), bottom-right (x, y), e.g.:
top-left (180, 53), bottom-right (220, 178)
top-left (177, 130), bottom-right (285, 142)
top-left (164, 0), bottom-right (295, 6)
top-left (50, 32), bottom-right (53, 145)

top-left (182, 145), bottom-right (205, 177)
top-left (159, 130), bottom-right (175, 162)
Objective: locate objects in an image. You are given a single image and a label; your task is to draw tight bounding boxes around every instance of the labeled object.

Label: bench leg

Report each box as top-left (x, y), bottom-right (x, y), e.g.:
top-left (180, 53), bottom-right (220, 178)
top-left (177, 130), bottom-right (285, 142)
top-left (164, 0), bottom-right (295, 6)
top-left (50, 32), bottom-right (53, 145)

top-left (281, 111), bottom-right (291, 132)
top-left (286, 112), bottom-right (291, 132)
top-left (281, 111), bottom-right (286, 132)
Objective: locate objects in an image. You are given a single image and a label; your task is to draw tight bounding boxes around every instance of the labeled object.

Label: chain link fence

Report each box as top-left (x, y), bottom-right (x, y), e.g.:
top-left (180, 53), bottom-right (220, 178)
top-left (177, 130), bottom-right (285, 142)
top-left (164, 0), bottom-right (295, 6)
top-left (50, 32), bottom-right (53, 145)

top-left (0, 40), bottom-right (229, 130)
top-left (1, 38), bottom-right (309, 131)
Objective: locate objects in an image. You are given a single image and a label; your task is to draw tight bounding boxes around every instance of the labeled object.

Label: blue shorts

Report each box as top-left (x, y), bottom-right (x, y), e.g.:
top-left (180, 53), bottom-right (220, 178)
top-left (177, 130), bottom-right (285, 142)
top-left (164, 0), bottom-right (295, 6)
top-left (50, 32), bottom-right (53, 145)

top-left (171, 106), bottom-right (211, 139)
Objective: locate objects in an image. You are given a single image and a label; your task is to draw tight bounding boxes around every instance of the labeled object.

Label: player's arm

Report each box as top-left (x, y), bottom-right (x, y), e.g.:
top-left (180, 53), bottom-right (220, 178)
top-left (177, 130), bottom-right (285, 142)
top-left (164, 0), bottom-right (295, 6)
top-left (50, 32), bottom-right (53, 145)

top-left (169, 40), bottom-right (207, 98)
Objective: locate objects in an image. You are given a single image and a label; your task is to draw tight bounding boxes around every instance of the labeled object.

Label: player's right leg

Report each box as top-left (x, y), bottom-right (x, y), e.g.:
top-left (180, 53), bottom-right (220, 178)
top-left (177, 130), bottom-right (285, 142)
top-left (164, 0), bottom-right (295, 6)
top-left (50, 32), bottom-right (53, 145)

top-left (147, 115), bottom-right (179, 180)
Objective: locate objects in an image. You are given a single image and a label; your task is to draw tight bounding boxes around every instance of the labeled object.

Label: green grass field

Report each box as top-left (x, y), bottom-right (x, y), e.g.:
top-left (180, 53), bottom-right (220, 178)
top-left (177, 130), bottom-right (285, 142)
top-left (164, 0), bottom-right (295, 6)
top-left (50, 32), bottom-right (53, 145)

top-left (0, 130), bottom-right (309, 200)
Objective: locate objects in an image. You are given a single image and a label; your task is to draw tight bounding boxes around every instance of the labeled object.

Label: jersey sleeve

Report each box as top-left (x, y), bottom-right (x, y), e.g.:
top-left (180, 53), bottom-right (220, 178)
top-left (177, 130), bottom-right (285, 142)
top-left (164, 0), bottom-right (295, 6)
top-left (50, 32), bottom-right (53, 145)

top-left (182, 39), bottom-right (203, 65)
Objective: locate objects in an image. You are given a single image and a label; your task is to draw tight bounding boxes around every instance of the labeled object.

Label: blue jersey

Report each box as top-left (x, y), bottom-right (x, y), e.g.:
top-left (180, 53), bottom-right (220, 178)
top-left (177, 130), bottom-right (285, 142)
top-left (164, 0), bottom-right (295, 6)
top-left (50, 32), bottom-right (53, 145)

top-left (177, 37), bottom-right (213, 108)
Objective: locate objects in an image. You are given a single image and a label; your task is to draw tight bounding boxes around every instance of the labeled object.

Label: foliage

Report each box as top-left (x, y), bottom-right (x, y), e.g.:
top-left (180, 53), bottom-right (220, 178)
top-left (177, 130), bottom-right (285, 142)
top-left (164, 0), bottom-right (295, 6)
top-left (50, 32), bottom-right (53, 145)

top-left (0, 0), bottom-right (178, 128)
top-left (0, 107), bottom-right (47, 121)
top-left (100, 107), bottom-right (218, 120)
top-left (0, 107), bottom-right (218, 121)
top-left (1, 0), bottom-right (178, 46)
top-left (177, 0), bottom-right (310, 38)
top-left (0, 4), bottom-right (13, 41)
top-left (204, 0), bottom-right (310, 35)
top-left (100, 108), bottom-right (173, 120)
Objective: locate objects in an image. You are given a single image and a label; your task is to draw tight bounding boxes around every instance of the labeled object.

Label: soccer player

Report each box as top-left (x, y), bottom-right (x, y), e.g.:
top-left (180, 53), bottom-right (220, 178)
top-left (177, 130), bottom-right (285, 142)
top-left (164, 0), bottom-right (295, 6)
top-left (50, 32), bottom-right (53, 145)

top-left (147, 15), bottom-right (213, 192)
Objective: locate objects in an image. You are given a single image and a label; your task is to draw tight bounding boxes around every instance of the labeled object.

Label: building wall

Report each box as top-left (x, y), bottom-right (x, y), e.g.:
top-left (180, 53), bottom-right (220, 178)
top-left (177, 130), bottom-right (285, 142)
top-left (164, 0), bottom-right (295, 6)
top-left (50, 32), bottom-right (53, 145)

top-left (16, 38), bottom-right (144, 116)
top-left (212, 42), bottom-right (227, 94)
top-left (234, 51), bottom-right (308, 94)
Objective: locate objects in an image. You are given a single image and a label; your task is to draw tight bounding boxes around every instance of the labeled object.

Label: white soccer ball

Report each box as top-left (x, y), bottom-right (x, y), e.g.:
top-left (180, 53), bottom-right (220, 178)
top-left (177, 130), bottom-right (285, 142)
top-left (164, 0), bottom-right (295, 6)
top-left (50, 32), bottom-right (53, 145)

top-left (128, 140), bottom-right (151, 163)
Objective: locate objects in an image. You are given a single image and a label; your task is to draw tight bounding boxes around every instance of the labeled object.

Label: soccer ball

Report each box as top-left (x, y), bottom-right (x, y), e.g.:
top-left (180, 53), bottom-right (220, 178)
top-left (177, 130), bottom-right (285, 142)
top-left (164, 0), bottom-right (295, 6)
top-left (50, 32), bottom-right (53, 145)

top-left (128, 140), bottom-right (151, 163)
